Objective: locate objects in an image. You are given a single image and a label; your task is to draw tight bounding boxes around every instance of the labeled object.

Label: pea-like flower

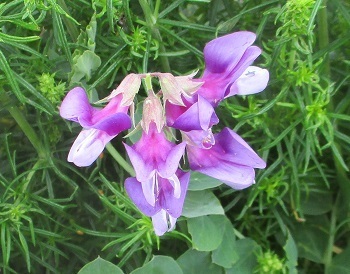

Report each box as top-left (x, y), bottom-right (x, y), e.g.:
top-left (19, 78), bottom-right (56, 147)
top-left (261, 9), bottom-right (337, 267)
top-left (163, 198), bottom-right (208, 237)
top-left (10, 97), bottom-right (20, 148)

top-left (125, 170), bottom-right (190, 236)
top-left (185, 128), bottom-right (266, 189)
top-left (197, 31), bottom-right (269, 106)
top-left (59, 87), bottom-right (131, 166)
top-left (124, 122), bottom-right (186, 207)
top-left (59, 30), bottom-right (269, 236)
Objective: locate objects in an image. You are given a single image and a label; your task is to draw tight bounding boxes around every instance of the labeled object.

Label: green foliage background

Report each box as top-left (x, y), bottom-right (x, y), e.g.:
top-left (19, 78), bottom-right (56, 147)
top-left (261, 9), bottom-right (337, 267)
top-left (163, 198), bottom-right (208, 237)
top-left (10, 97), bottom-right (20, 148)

top-left (1, 0), bottom-right (350, 273)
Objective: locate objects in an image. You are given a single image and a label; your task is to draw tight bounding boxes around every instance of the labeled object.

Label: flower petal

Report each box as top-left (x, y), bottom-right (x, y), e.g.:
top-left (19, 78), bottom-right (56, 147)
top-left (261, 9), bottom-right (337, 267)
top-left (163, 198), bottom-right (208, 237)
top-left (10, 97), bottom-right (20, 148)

top-left (195, 163), bottom-right (256, 189)
top-left (187, 128), bottom-right (265, 189)
top-left (152, 210), bottom-right (171, 236)
top-left (60, 87), bottom-right (93, 123)
top-left (184, 129), bottom-right (215, 149)
top-left (203, 31), bottom-right (256, 75)
top-left (198, 95), bottom-right (219, 129)
top-left (169, 95), bottom-right (218, 132)
top-left (124, 177), bottom-right (159, 216)
top-left (229, 66), bottom-right (269, 96)
top-left (214, 128), bottom-right (266, 168)
top-left (141, 174), bottom-right (157, 207)
top-left (124, 143), bottom-right (154, 182)
top-left (198, 43), bottom-right (263, 104)
top-left (158, 142), bottom-right (186, 178)
top-left (104, 73), bottom-right (141, 106)
top-left (161, 170), bottom-right (190, 218)
top-left (89, 113), bottom-right (131, 135)
top-left (67, 129), bottom-right (114, 167)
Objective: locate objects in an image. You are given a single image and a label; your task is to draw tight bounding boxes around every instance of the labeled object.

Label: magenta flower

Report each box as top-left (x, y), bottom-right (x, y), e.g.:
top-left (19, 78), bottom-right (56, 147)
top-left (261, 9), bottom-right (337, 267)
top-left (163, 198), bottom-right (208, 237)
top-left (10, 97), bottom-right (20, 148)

top-left (186, 127), bottom-right (266, 189)
top-left (59, 87), bottom-right (131, 166)
top-left (197, 31), bottom-right (269, 106)
top-left (124, 122), bottom-right (186, 206)
top-left (125, 170), bottom-right (190, 236)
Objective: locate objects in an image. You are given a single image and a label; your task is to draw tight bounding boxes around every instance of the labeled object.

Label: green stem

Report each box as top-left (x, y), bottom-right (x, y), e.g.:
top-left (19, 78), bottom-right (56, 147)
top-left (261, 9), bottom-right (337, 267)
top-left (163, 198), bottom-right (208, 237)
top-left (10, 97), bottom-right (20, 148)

top-left (144, 74), bottom-right (153, 92)
top-left (106, 143), bottom-right (135, 176)
top-left (56, 0), bottom-right (80, 42)
top-left (324, 194), bottom-right (338, 274)
top-left (317, 0), bottom-right (330, 77)
top-left (1, 92), bottom-right (47, 159)
top-left (122, 0), bottom-right (135, 32)
top-left (139, 0), bottom-right (171, 72)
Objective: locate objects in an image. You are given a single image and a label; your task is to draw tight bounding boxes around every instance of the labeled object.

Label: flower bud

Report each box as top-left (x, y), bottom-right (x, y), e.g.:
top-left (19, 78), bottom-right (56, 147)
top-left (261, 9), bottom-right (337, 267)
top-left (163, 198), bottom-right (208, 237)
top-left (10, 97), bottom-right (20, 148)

top-left (174, 70), bottom-right (203, 97)
top-left (158, 73), bottom-right (186, 106)
top-left (141, 90), bottom-right (165, 133)
top-left (99, 73), bottom-right (141, 106)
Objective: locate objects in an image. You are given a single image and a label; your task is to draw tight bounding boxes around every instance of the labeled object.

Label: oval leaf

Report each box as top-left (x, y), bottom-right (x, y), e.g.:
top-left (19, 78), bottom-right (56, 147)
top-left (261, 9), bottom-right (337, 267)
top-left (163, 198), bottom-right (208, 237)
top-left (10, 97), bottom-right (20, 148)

top-left (131, 256), bottom-right (183, 274)
top-left (78, 257), bottom-right (124, 274)
top-left (188, 172), bottom-right (223, 191)
top-left (182, 190), bottom-right (224, 218)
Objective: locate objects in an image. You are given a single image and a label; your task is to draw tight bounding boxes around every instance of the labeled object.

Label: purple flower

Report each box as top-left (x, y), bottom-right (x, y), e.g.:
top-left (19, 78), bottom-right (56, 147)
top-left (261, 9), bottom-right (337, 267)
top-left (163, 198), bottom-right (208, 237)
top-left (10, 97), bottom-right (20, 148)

top-left (59, 87), bottom-right (131, 166)
top-left (124, 122), bottom-right (186, 207)
top-left (197, 31), bottom-right (269, 106)
top-left (186, 127), bottom-right (266, 189)
top-left (125, 170), bottom-right (190, 236)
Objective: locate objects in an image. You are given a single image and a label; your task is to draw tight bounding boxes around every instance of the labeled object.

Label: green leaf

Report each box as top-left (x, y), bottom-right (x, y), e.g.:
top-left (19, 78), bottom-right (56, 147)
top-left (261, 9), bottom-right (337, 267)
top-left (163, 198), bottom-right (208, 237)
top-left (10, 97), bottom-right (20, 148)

top-left (283, 231), bottom-right (298, 274)
top-left (52, 8), bottom-right (72, 64)
top-left (0, 32), bottom-right (40, 43)
top-left (225, 238), bottom-right (261, 274)
top-left (188, 172), bottom-right (223, 191)
top-left (177, 249), bottom-right (224, 274)
top-left (78, 257), bottom-right (124, 274)
top-left (211, 218), bottom-right (238, 268)
top-left (182, 190), bottom-right (224, 218)
top-left (299, 182), bottom-right (332, 215)
top-left (292, 216), bottom-right (329, 263)
top-left (71, 50), bottom-right (101, 83)
top-left (17, 229), bottom-right (31, 272)
top-left (328, 246), bottom-right (350, 274)
top-left (188, 215), bottom-right (226, 251)
top-left (131, 255), bottom-right (183, 274)
top-left (0, 49), bottom-right (25, 103)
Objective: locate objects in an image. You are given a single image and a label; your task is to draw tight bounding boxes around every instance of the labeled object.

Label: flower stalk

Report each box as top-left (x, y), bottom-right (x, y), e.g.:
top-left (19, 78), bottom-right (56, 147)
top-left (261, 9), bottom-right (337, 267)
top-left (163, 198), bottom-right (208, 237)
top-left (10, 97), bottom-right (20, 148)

top-left (106, 143), bottom-right (135, 176)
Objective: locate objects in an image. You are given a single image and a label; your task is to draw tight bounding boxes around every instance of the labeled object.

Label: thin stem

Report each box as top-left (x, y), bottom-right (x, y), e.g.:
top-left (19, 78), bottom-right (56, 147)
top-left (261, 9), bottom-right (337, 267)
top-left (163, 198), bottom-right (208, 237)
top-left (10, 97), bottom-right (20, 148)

top-left (317, 0), bottom-right (330, 77)
top-left (56, 0), bottom-right (80, 41)
top-left (1, 92), bottom-right (47, 159)
top-left (106, 143), bottom-right (135, 176)
top-left (324, 194), bottom-right (338, 274)
top-left (144, 74), bottom-right (153, 92)
top-left (154, 0), bottom-right (161, 18)
top-left (122, 0), bottom-right (135, 31)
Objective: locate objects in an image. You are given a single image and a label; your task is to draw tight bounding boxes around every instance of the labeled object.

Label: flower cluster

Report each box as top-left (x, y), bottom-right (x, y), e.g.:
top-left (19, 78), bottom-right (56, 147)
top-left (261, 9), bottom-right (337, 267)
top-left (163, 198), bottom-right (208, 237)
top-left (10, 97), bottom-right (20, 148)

top-left (60, 31), bottom-right (269, 236)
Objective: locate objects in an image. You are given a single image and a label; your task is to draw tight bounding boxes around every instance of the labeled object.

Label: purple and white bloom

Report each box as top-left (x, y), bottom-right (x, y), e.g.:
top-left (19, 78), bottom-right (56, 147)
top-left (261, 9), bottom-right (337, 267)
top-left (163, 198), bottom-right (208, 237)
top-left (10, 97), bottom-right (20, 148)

top-left (186, 127), bottom-right (266, 189)
top-left (124, 122), bottom-right (186, 207)
top-left (197, 31), bottom-right (269, 106)
top-left (59, 30), bottom-right (270, 236)
top-left (125, 170), bottom-right (190, 236)
top-left (60, 87), bottom-right (131, 166)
